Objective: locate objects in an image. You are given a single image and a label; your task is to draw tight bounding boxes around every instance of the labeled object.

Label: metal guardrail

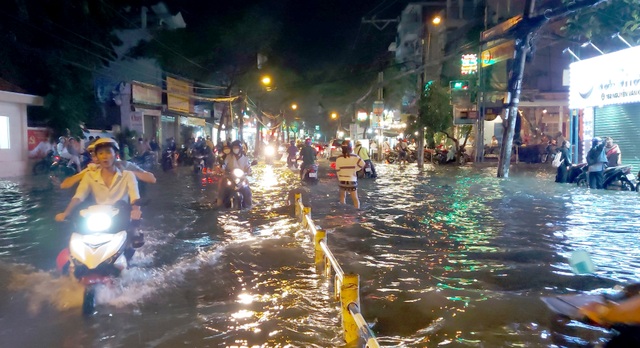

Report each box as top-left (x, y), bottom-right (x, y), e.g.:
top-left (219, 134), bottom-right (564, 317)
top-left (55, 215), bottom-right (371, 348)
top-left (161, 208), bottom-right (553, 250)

top-left (294, 193), bottom-right (380, 348)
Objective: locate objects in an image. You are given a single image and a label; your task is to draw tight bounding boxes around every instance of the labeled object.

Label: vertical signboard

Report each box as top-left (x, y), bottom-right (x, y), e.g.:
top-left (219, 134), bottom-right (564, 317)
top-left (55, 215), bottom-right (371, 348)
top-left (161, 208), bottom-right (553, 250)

top-left (166, 76), bottom-right (193, 113)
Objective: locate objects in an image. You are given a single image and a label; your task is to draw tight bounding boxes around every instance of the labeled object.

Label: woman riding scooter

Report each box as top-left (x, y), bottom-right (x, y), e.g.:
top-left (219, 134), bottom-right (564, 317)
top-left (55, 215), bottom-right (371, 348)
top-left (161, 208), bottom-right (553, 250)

top-left (216, 140), bottom-right (252, 208)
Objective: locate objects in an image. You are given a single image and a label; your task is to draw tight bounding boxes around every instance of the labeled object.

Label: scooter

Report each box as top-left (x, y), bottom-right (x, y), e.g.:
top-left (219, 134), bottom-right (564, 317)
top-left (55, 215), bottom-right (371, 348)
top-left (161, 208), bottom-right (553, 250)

top-left (385, 150), bottom-right (398, 164)
top-left (300, 163), bottom-right (319, 184)
top-left (357, 162), bottom-right (374, 179)
top-left (56, 203), bottom-right (142, 316)
top-left (161, 149), bottom-right (178, 172)
top-left (287, 155), bottom-right (298, 169)
top-left (222, 168), bottom-right (252, 210)
top-left (576, 165), bottom-right (636, 190)
top-left (567, 163), bottom-right (588, 184)
top-left (193, 155), bottom-right (205, 173)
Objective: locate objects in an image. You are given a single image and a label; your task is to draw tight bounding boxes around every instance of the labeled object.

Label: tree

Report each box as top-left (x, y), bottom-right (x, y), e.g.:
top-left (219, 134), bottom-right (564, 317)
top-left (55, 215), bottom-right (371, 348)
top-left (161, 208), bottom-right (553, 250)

top-left (562, 0), bottom-right (640, 43)
top-left (415, 82), bottom-right (471, 166)
top-left (0, 0), bottom-right (129, 136)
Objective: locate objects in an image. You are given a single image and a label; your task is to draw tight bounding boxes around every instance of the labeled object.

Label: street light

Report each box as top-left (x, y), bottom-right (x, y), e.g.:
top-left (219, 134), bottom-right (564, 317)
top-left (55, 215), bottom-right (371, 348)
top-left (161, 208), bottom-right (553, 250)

top-left (432, 16), bottom-right (441, 25)
top-left (291, 103), bottom-right (298, 110)
top-left (261, 76), bottom-right (272, 86)
top-left (331, 112), bottom-right (338, 119)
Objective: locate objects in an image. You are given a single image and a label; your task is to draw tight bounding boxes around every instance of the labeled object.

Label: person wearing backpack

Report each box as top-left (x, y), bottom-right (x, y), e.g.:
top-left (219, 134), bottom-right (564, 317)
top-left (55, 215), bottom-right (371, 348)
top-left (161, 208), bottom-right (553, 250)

top-left (586, 137), bottom-right (608, 189)
top-left (554, 141), bottom-right (572, 183)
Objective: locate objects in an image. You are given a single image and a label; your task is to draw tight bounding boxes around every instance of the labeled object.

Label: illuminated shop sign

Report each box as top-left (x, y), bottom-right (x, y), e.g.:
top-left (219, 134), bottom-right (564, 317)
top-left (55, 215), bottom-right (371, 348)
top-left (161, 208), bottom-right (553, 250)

top-left (461, 54), bottom-right (478, 75)
top-left (569, 45), bottom-right (640, 109)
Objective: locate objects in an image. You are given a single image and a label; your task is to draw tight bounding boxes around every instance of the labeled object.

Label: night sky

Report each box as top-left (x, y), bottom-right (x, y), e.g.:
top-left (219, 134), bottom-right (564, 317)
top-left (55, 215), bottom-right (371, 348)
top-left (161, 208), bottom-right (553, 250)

top-left (169, 0), bottom-right (413, 72)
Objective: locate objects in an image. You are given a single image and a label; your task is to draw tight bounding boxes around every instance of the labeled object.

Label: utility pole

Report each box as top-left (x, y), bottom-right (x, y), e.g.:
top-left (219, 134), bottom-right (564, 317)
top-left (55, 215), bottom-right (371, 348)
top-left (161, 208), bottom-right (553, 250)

top-left (492, 0), bottom-right (608, 178)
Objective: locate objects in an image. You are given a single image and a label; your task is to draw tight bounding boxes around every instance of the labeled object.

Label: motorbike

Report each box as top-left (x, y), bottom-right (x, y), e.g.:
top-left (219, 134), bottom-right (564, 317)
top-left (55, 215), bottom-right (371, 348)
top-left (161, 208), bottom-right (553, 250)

top-left (576, 165), bottom-right (636, 190)
top-left (357, 162), bottom-right (374, 179)
top-left (385, 150), bottom-right (398, 164)
top-left (32, 150), bottom-right (55, 175)
top-left (221, 168), bottom-right (252, 210)
top-left (49, 155), bottom-right (78, 179)
top-left (264, 144), bottom-right (276, 165)
top-left (133, 152), bottom-right (155, 172)
top-left (56, 203), bottom-right (142, 315)
top-left (193, 155), bottom-right (206, 173)
top-left (301, 163), bottom-right (319, 184)
top-left (542, 251), bottom-right (640, 347)
top-left (161, 150), bottom-right (178, 172)
top-left (567, 163), bottom-right (588, 184)
top-left (287, 155), bottom-right (298, 169)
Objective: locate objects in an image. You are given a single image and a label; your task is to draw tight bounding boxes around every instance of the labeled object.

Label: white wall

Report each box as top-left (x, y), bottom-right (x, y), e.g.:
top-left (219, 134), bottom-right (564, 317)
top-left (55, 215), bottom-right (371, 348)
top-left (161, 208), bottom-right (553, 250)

top-left (0, 101), bottom-right (28, 178)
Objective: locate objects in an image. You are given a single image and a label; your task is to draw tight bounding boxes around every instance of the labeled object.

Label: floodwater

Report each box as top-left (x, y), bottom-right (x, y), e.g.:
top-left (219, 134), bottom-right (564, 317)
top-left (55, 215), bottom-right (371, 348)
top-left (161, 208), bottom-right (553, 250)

top-left (1, 159), bottom-right (639, 347)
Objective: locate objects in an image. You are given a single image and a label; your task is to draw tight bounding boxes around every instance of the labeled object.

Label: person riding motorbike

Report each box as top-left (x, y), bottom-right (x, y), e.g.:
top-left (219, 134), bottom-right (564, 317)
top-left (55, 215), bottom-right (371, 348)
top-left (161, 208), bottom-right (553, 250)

top-left (54, 138), bottom-right (144, 246)
top-left (59, 142), bottom-right (156, 189)
top-left (216, 140), bottom-right (252, 208)
top-left (287, 140), bottom-right (298, 168)
top-left (354, 140), bottom-right (377, 178)
top-left (298, 138), bottom-right (317, 180)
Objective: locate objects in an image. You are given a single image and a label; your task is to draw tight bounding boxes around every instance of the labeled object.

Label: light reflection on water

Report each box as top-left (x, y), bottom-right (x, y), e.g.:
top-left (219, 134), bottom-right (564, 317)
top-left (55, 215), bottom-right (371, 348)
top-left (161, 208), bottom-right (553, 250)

top-left (0, 162), bottom-right (639, 347)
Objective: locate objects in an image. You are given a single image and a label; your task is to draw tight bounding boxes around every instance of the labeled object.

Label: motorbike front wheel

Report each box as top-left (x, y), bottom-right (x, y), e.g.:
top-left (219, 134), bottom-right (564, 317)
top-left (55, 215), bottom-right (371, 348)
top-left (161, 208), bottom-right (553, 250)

top-left (618, 177), bottom-right (634, 191)
top-left (576, 177), bottom-right (588, 188)
top-left (33, 161), bottom-right (50, 175)
top-left (82, 285), bottom-right (97, 316)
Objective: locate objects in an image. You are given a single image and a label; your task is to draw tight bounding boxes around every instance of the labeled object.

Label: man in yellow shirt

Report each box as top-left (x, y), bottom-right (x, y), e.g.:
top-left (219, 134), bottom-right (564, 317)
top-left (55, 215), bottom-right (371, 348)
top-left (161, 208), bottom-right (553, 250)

top-left (354, 141), bottom-right (377, 178)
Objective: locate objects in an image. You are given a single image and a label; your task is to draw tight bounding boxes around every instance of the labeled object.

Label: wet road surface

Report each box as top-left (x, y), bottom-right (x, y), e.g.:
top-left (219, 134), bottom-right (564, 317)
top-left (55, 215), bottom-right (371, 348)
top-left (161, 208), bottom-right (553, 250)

top-left (1, 159), bottom-right (639, 347)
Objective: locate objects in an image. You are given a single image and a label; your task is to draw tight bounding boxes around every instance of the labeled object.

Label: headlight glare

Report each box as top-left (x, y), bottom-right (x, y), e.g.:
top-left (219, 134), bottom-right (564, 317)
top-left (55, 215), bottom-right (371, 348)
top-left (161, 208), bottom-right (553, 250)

top-left (86, 213), bottom-right (112, 232)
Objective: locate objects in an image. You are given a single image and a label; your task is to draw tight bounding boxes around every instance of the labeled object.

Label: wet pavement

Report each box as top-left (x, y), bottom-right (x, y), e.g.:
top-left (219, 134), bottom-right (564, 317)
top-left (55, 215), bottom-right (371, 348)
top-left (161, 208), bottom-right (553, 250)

top-left (1, 159), bottom-right (640, 347)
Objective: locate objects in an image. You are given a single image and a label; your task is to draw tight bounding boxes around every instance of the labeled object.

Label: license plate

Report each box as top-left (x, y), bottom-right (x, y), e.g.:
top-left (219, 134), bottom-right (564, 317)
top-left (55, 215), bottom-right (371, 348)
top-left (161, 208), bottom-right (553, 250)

top-left (626, 174), bottom-right (635, 181)
top-left (365, 168), bottom-right (371, 172)
top-left (309, 172), bottom-right (317, 178)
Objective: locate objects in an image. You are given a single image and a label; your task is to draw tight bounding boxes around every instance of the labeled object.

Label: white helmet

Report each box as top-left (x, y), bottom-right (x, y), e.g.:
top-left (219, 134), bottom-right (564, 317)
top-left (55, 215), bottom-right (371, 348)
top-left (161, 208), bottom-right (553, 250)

top-left (92, 138), bottom-right (119, 152)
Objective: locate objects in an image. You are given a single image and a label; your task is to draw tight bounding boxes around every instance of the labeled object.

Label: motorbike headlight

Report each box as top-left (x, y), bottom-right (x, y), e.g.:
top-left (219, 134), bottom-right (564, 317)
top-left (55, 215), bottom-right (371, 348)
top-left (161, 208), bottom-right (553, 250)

top-left (232, 168), bottom-right (244, 178)
top-left (86, 213), bottom-right (112, 232)
top-left (265, 145), bottom-right (275, 156)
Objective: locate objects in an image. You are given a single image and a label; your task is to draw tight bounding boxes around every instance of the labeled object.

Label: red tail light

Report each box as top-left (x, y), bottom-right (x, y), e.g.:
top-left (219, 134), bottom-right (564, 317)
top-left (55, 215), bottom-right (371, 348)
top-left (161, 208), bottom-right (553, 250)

top-left (54, 156), bottom-right (61, 161)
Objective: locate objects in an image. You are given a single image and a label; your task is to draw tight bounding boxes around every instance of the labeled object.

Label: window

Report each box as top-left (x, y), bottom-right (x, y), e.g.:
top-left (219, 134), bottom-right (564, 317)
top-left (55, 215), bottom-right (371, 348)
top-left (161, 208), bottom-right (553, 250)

top-left (0, 116), bottom-right (9, 149)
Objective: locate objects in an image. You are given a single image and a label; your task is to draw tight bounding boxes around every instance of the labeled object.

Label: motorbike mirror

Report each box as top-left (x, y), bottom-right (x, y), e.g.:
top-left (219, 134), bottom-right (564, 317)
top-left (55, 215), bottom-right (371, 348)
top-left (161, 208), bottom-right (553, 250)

top-left (251, 160), bottom-right (258, 166)
top-left (569, 249), bottom-right (596, 275)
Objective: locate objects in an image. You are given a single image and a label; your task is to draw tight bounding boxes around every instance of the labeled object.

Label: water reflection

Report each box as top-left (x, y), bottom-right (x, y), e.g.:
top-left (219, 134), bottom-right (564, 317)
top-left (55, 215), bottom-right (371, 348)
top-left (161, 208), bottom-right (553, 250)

top-left (1, 162), bottom-right (640, 347)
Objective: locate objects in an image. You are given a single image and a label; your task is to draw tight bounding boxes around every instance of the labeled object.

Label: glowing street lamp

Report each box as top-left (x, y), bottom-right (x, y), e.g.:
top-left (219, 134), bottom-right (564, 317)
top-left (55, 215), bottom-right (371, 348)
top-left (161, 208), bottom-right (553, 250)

top-left (432, 16), bottom-right (441, 25)
top-left (261, 76), bottom-right (272, 86)
top-left (330, 112), bottom-right (338, 120)
top-left (291, 103), bottom-right (298, 110)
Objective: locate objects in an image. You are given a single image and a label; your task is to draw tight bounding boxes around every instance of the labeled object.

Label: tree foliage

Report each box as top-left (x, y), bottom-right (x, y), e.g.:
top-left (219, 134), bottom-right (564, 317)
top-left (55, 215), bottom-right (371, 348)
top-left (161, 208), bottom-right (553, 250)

top-left (418, 82), bottom-right (453, 139)
top-left (561, 0), bottom-right (640, 43)
top-left (0, 0), bottom-right (133, 135)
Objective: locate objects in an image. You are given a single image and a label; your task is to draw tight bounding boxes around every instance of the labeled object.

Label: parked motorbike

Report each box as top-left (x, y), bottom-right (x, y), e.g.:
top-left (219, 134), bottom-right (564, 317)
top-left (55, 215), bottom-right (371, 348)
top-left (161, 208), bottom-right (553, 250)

top-left (32, 150), bottom-right (55, 175)
top-left (56, 203), bottom-right (142, 315)
top-left (221, 168), bottom-right (252, 210)
top-left (576, 165), bottom-right (636, 190)
top-left (385, 150), bottom-right (398, 164)
top-left (301, 163), bottom-right (319, 184)
top-left (567, 163), bottom-right (588, 184)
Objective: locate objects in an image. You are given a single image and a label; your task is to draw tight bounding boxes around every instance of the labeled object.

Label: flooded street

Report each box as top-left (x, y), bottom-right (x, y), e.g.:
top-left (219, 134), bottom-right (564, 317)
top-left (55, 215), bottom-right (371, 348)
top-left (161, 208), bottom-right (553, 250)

top-left (1, 160), bottom-right (640, 347)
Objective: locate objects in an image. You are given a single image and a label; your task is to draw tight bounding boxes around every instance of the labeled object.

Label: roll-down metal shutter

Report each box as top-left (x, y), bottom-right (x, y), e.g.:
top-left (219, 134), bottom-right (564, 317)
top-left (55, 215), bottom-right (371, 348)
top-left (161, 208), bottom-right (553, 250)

top-left (594, 103), bottom-right (640, 171)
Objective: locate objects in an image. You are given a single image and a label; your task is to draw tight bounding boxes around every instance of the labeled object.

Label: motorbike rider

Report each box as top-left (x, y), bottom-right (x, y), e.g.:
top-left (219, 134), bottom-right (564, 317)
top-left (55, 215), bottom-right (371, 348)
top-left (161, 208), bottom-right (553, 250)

top-left (54, 138), bottom-right (143, 245)
top-left (298, 138), bottom-right (317, 180)
top-left (216, 140), bottom-right (252, 208)
top-left (587, 137), bottom-right (608, 189)
top-left (59, 142), bottom-right (156, 189)
top-left (287, 140), bottom-right (298, 168)
top-left (354, 140), bottom-right (377, 178)
top-left (396, 138), bottom-right (409, 164)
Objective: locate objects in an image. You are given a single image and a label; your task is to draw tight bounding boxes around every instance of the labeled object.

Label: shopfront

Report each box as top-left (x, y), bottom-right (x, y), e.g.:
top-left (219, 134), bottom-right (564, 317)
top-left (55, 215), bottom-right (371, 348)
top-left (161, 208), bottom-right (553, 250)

top-left (569, 45), bottom-right (640, 169)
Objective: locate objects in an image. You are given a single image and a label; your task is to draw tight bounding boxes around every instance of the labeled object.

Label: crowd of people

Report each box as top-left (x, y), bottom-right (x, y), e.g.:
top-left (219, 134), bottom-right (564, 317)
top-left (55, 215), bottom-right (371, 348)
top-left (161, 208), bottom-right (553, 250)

top-left (554, 136), bottom-right (623, 189)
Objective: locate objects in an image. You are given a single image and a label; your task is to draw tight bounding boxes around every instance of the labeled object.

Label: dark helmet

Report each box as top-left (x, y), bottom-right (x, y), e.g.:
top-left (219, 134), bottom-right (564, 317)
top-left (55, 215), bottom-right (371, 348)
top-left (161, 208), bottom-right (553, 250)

top-left (305, 138), bottom-right (312, 145)
top-left (341, 140), bottom-right (352, 150)
top-left (231, 140), bottom-right (242, 149)
top-left (591, 137), bottom-right (602, 146)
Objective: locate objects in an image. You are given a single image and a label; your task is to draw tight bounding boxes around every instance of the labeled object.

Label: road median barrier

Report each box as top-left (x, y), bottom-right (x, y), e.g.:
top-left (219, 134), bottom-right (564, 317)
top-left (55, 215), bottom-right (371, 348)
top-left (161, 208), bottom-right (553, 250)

top-left (294, 193), bottom-right (380, 348)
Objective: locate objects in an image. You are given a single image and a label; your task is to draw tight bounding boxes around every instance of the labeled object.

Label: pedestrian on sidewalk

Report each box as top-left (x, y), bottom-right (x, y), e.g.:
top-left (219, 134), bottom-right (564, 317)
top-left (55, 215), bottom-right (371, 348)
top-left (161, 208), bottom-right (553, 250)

top-left (335, 140), bottom-right (364, 209)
